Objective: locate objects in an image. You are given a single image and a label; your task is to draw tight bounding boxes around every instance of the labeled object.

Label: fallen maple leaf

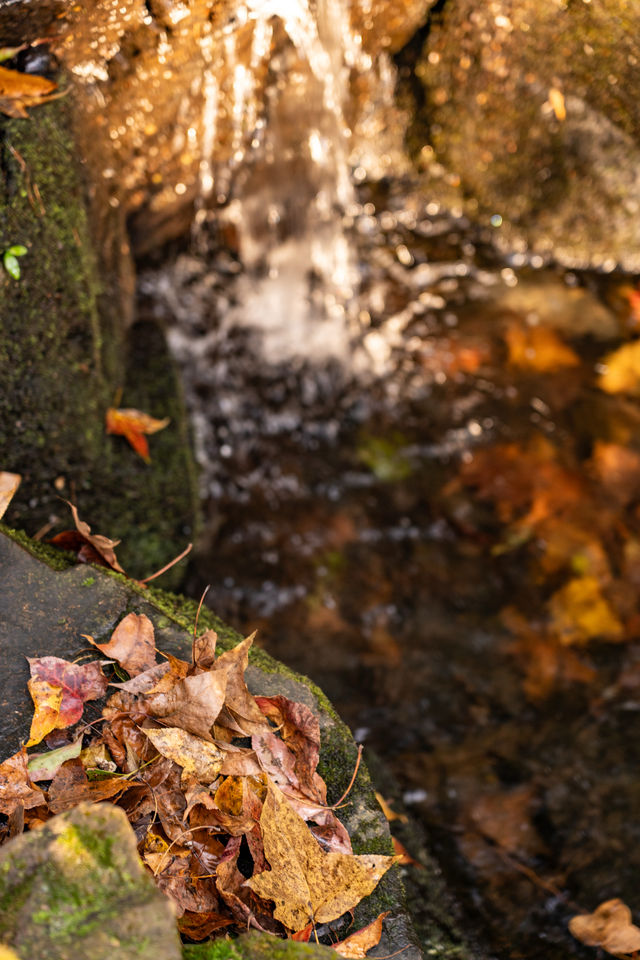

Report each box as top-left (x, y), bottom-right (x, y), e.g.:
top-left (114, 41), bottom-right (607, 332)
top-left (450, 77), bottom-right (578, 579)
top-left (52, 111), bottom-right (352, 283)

top-left (49, 501), bottom-right (124, 573)
top-left (147, 669), bottom-right (228, 741)
top-left (569, 898), bottom-right (640, 956)
top-left (246, 779), bottom-right (397, 931)
top-left (548, 576), bottom-right (624, 645)
top-left (143, 727), bottom-right (226, 785)
top-left (88, 612), bottom-right (157, 677)
top-left (0, 63), bottom-right (59, 118)
top-left (0, 471), bottom-right (20, 519)
top-left (333, 911), bottom-right (390, 958)
top-left (213, 634), bottom-right (269, 737)
top-left (27, 656), bottom-right (108, 746)
top-left (106, 406), bottom-right (170, 463)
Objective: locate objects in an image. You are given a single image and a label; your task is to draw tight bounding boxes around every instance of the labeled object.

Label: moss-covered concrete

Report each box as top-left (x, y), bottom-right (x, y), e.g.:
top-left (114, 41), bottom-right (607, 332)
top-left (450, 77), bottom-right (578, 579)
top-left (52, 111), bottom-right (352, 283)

top-left (0, 93), bottom-right (198, 586)
top-left (183, 932), bottom-right (335, 960)
top-left (0, 803), bottom-right (181, 960)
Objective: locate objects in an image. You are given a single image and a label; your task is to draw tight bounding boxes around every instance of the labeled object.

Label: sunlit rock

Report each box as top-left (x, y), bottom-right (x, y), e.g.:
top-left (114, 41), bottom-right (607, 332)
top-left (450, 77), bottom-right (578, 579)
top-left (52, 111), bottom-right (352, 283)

top-left (413, 0), bottom-right (640, 271)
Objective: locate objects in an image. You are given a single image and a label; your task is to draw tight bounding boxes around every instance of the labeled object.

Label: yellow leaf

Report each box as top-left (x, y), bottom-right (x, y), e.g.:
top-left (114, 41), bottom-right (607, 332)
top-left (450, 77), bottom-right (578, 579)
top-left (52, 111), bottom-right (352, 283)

top-left (598, 340), bottom-right (640, 395)
top-left (246, 779), bottom-right (397, 931)
top-left (143, 727), bottom-right (225, 784)
top-left (26, 679), bottom-right (63, 747)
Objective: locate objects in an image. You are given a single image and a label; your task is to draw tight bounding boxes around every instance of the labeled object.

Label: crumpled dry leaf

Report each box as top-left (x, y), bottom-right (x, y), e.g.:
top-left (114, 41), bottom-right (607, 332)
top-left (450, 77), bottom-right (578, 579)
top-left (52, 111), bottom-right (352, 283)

top-left (147, 669), bottom-right (228, 741)
top-left (88, 612), bottom-right (157, 677)
top-left (193, 629), bottom-right (218, 669)
top-left (569, 898), bottom-right (640, 956)
top-left (212, 634), bottom-right (269, 737)
top-left (49, 501), bottom-right (124, 572)
top-left (47, 757), bottom-right (134, 814)
top-left (27, 656), bottom-right (108, 746)
top-left (106, 407), bottom-right (170, 463)
top-left (0, 471), bottom-right (20, 519)
top-left (246, 780), bottom-right (397, 931)
top-left (333, 912), bottom-right (390, 958)
top-left (0, 749), bottom-right (45, 815)
top-left (144, 727), bottom-right (225, 785)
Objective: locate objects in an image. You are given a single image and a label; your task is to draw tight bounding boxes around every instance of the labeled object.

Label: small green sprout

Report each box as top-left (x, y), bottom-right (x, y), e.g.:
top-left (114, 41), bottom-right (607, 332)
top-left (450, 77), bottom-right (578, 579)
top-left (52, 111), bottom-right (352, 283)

top-left (3, 244), bottom-right (28, 280)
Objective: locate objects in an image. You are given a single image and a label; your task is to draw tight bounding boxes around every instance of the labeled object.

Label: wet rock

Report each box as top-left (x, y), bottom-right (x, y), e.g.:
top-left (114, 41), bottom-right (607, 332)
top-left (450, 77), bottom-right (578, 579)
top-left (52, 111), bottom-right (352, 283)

top-left (0, 802), bottom-right (182, 960)
top-left (0, 529), bottom-right (426, 959)
top-left (414, 0), bottom-right (640, 271)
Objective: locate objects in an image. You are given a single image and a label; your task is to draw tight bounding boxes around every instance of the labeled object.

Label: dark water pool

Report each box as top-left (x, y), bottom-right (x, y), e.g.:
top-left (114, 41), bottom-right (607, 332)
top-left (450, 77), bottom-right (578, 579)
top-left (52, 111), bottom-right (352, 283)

top-left (139, 176), bottom-right (640, 959)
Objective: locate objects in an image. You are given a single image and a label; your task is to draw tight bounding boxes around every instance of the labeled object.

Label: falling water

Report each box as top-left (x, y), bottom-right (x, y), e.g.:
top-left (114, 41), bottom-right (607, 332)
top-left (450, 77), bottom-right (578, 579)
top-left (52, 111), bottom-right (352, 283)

top-left (180, 0), bottom-right (406, 363)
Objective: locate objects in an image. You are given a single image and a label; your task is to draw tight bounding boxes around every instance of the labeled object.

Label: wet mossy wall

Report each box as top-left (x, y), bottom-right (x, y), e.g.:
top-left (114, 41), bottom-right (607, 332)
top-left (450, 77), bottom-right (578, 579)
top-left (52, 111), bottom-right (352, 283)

top-left (0, 95), bottom-right (198, 586)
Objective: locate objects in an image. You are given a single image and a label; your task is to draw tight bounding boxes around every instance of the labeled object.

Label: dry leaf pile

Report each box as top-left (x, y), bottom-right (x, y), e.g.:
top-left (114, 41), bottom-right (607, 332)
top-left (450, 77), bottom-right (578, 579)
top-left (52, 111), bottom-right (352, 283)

top-left (0, 613), bottom-right (396, 953)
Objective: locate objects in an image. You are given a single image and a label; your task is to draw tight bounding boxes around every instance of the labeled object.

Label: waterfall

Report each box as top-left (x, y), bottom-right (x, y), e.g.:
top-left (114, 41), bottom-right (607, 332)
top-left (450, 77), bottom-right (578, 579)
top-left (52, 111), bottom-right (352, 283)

top-left (186, 0), bottom-right (402, 363)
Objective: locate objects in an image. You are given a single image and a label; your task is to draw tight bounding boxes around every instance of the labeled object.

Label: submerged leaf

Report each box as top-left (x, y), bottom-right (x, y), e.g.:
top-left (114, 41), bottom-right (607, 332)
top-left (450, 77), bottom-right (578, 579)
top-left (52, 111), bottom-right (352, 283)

top-left (246, 780), bottom-right (397, 931)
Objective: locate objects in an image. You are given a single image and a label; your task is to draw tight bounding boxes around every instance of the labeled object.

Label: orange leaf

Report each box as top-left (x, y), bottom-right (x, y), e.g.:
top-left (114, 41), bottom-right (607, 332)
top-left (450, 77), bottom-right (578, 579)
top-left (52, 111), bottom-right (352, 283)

top-left (27, 656), bottom-right (108, 746)
top-left (49, 501), bottom-right (124, 573)
top-left (0, 63), bottom-right (58, 118)
top-left (106, 407), bottom-right (170, 463)
top-left (333, 912), bottom-right (390, 958)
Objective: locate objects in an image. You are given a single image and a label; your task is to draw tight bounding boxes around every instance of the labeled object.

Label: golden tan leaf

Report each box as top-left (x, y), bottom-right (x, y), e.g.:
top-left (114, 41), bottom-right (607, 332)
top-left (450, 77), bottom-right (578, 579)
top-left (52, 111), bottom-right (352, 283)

top-left (246, 779), bottom-right (397, 931)
top-left (143, 727), bottom-right (225, 784)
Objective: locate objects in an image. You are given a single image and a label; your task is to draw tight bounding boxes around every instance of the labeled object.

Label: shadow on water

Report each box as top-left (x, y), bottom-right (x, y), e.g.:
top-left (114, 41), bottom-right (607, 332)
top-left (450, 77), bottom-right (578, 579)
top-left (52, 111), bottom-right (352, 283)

top-left (139, 169), bottom-right (640, 959)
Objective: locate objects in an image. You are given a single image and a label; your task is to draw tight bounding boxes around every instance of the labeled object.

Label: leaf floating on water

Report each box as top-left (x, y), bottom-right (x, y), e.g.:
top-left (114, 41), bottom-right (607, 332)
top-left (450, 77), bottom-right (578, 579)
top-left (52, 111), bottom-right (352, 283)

top-left (246, 779), bottom-right (397, 931)
top-left (569, 899), bottom-right (640, 956)
top-left (106, 406), bottom-right (170, 463)
top-left (89, 612), bottom-right (157, 677)
top-left (333, 911), bottom-right (390, 958)
top-left (0, 471), bottom-right (20, 519)
top-left (597, 340), bottom-right (640, 396)
top-left (27, 656), bottom-right (108, 746)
